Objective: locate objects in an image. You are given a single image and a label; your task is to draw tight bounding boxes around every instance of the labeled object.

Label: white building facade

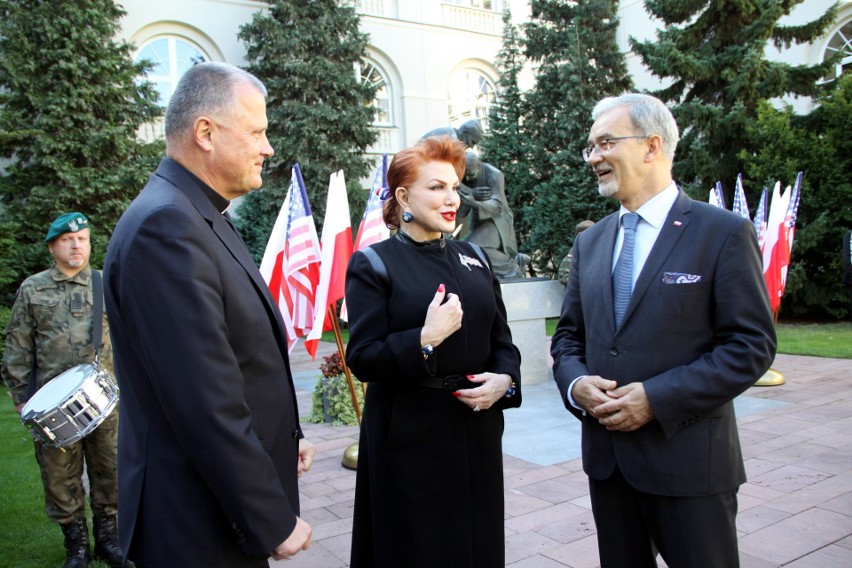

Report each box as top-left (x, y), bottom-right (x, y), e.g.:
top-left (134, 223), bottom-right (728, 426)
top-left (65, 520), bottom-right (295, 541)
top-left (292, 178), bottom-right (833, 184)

top-left (118, 0), bottom-right (851, 155)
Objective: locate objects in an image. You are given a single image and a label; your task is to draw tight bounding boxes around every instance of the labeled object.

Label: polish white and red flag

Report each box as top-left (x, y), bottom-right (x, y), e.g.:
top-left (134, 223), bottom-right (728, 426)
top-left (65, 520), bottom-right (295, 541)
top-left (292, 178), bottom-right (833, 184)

top-left (259, 164), bottom-right (322, 352)
top-left (304, 170), bottom-right (353, 359)
top-left (764, 172), bottom-right (803, 313)
top-left (762, 181), bottom-right (788, 310)
top-left (341, 155), bottom-right (390, 321)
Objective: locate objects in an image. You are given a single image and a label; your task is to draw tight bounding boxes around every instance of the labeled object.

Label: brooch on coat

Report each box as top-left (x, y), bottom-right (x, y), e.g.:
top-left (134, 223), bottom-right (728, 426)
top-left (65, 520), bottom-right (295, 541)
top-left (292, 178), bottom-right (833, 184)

top-left (458, 253), bottom-right (484, 271)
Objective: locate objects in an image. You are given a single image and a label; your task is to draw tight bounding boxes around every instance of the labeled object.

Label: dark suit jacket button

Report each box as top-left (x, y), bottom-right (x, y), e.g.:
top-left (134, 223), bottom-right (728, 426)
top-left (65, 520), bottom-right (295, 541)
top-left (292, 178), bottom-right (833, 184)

top-left (609, 347), bottom-right (619, 356)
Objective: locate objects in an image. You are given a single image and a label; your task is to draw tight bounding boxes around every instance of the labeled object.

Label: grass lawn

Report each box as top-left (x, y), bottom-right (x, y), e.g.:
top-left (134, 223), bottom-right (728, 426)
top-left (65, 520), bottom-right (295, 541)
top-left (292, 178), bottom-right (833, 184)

top-left (774, 321), bottom-right (852, 359)
top-left (0, 407), bottom-right (112, 568)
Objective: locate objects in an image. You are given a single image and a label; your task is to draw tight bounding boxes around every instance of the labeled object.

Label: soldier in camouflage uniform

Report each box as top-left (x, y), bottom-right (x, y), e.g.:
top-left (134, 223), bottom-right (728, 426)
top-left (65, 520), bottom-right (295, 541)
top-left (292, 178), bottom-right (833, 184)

top-left (1, 213), bottom-right (133, 568)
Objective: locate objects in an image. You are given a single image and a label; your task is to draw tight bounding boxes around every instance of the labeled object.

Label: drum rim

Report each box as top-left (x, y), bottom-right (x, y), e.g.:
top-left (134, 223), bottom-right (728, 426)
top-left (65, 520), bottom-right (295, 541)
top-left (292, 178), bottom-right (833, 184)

top-left (21, 364), bottom-right (99, 414)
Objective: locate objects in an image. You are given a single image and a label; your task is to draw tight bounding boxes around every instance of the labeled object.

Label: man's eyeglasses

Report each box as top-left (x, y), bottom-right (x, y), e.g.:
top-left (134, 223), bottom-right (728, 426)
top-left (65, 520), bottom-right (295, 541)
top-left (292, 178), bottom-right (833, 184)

top-left (582, 136), bottom-right (647, 160)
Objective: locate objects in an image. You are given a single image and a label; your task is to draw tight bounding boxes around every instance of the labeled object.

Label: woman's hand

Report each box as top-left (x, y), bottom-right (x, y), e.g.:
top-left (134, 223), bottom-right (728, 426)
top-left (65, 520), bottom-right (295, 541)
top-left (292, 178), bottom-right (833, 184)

top-left (420, 283), bottom-right (463, 348)
top-left (453, 373), bottom-right (512, 411)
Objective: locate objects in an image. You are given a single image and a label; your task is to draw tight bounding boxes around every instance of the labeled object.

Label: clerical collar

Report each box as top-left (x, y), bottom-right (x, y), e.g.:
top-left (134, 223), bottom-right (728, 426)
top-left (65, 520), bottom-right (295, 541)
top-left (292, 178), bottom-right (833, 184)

top-left (169, 158), bottom-right (230, 214)
top-left (195, 177), bottom-right (230, 214)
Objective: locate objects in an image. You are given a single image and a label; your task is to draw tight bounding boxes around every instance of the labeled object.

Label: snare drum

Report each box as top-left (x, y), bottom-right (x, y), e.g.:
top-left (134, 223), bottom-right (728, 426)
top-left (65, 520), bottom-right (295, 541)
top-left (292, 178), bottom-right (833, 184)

top-left (21, 363), bottom-right (119, 448)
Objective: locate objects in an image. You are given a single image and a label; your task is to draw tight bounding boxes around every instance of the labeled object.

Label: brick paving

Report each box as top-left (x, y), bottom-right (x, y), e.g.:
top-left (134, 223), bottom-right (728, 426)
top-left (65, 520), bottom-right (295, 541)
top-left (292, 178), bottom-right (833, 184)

top-left (279, 344), bottom-right (852, 567)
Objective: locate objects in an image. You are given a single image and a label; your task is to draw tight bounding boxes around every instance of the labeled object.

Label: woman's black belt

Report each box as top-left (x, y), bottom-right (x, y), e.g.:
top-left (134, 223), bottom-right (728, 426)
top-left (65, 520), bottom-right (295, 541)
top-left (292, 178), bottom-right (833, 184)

top-left (416, 375), bottom-right (478, 391)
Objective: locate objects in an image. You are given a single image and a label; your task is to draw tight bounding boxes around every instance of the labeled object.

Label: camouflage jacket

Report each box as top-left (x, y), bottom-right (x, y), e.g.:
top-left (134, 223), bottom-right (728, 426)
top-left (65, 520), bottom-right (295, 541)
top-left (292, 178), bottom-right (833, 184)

top-left (1, 265), bottom-right (113, 405)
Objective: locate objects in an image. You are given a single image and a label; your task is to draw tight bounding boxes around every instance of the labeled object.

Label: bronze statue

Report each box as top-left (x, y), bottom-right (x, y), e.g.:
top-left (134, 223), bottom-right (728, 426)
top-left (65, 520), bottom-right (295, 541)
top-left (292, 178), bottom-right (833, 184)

top-left (557, 219), bottom-right (595, 285)
top-left (422, 119), bottom-right (484, 150)
top-left (421, 121), bottom-right (526, 280)
top-left (457, 152), bottom-right (525, 280)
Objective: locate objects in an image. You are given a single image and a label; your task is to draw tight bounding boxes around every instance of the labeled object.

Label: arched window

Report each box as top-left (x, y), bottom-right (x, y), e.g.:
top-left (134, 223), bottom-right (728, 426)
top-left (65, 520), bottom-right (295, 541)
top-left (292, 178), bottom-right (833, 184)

top-left (135, 37), bottom-right (209, 107)
top-left (823, 19), bottom-right (851, 79)
top-left (448, 68), bottom-right (496, 130)
top-left (359, 59), bottom-right (392, 126)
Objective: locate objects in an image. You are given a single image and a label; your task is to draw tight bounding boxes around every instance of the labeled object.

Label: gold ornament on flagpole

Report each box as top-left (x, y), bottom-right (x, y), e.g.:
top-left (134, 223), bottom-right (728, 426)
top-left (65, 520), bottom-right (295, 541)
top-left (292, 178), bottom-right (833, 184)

top-left (754, 368), bottom-right (785, 386)
top-left (755, 310), bottom-right (784, 386)
top-left (342, 442), bottom-right (359, 471)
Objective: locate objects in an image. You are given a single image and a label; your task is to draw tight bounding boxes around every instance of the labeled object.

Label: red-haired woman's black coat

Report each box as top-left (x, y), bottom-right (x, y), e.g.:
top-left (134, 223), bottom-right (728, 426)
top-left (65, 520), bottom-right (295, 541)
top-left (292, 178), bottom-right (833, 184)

top-left (345, 234), bottom-right (521, 568)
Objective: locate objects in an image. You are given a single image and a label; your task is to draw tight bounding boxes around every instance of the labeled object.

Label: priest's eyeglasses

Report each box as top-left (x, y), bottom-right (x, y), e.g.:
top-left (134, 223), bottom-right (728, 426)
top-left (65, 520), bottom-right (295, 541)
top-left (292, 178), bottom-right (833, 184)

top-left (582, 136), bottom-right (647, 160)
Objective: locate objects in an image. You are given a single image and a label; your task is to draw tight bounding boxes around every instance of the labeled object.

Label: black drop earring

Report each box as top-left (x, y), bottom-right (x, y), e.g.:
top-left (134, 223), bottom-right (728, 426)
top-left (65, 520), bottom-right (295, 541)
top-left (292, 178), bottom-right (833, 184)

top-left (402, 211), bottom-right (414, 223)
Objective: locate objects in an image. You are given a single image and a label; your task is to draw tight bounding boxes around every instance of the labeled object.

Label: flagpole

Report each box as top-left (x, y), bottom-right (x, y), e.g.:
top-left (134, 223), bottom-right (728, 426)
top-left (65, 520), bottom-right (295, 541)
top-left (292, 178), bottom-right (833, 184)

top-left (755, 294), bottom-right (786, 386)
top-left (327, 303), bottom-right (362, 470)
top-left (328, 304), bottom-right (362, 423)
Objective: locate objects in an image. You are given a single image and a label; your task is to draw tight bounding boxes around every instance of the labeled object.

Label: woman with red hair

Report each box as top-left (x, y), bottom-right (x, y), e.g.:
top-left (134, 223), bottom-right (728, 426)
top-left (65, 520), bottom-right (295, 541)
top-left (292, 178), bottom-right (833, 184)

top-left (345, 136), bottom-right (522, 567)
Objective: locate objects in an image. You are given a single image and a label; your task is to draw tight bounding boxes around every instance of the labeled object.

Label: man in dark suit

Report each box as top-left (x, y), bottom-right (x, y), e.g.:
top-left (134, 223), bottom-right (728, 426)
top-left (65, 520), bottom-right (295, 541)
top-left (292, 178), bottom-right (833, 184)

top-left (550, 93), bottom-right (776, 567)
top-left (104, 62), bottom-right (314, 567)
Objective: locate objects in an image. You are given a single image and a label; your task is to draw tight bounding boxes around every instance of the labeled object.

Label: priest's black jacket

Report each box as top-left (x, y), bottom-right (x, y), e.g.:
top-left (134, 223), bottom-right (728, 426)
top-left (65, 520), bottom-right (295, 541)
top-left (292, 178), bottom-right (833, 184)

top-left (345, 233), bottom-right (522, 567)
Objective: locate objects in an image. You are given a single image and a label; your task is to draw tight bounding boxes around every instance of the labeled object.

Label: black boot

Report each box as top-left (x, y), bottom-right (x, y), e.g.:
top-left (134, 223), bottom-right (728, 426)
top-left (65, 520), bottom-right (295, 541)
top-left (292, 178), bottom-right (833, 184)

top-left (60, 517), bottom-right (90, 568)
top-left (93, 514), bottom-right (135, 568)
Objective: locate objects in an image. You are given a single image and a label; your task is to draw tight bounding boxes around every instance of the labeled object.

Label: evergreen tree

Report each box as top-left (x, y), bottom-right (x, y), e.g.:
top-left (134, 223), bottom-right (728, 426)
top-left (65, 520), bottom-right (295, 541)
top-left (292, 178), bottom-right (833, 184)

top-left (480, 9), bottom-right (535, 252)
top-left (631, 0), bottom-right (838, 200)
top-left (742, 74), bottom-right (852, 320)
top-left (522, 0), bottom-right (633, 275)
top-left (236, 0), bottom-right (378, 262)
top-left (0, 0), bottom-right (163, 302)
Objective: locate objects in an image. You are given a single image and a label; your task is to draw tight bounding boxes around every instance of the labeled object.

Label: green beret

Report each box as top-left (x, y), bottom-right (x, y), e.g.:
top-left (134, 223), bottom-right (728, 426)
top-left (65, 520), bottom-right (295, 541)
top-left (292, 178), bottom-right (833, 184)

top-left (45, 212), bottom-right (89, 242)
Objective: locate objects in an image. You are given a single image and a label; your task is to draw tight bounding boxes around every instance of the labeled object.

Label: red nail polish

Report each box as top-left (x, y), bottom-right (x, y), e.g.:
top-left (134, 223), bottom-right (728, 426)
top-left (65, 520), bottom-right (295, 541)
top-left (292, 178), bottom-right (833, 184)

top-left (438, 283), bottom-right (445, 293)
top-left (466, 375), bottom-right (474, 379)
top-left (451, 391), bottom-right (460, 397)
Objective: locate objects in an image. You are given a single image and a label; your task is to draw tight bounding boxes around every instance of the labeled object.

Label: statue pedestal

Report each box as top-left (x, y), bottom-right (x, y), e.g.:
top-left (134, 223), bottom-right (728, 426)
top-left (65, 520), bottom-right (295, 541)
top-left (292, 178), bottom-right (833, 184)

top-left (500, 278), bottom-right (564, 385)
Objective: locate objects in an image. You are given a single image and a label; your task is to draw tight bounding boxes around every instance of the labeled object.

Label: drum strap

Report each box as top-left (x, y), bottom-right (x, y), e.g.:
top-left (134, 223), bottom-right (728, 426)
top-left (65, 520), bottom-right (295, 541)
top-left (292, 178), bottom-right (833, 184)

top-left (24, 269), bottom-right (105, 403)
top-left (91, 269), bottom-right (104, 353)
top-left (25, 361), bottom-right (37, 402)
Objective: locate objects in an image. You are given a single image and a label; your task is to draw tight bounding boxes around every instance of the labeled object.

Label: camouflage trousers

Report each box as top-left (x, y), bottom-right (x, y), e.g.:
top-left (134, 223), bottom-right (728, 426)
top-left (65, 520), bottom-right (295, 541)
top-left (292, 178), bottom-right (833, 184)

top-left (33, 409), bottom-right (119, 523)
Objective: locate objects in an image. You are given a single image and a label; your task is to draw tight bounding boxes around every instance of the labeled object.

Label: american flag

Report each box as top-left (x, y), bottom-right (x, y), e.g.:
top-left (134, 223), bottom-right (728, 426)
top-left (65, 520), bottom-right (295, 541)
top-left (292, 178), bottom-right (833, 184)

top-left (340, 155), bottom-right (390, 321)
top-left (259, 164), bottom-right (321, 352)
top-left (732, 174), bottom-right (750, 220)
top-left (778, 172), bottom-right (804, 290)
top-left (784, 172), bottom-right (803, 236)
top-left (753, 187), bottom-right (769, 251)
top-left (353, 154), bottom-right (390, 250)
top-left (708, 181), bottom-right (726, 209)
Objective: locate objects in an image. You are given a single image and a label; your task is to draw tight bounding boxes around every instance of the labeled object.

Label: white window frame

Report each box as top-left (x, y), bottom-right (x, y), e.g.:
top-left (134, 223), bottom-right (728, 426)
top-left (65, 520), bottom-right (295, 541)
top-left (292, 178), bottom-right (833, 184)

top-left (447, 66), bottom-right (498, 131)
top-left (358, 58), bottom-right (393, 127)
top-left (134, 36), bottom-right (210, 107)
top-left (823, 17), bottom-right (851, 79)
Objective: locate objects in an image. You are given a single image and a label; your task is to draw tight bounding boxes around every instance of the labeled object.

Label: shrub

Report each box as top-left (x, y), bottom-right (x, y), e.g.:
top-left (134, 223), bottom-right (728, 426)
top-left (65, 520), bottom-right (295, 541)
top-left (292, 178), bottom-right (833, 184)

top-left (307, 351), bottom-right (363, 427)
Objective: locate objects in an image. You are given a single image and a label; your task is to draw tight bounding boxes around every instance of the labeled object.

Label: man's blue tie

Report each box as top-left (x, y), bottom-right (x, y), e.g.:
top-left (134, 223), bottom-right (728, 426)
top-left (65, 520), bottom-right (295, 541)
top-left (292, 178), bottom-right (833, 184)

top-left (613, 212), bottom-right (639, 328)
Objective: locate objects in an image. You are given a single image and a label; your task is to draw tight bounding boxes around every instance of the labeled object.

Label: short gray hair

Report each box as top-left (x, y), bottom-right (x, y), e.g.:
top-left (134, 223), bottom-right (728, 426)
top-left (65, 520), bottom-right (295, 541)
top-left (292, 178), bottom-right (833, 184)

top-left (592, 93), bottom-right (680, 162)
top-left (164, 62), bottom-right (267, 143)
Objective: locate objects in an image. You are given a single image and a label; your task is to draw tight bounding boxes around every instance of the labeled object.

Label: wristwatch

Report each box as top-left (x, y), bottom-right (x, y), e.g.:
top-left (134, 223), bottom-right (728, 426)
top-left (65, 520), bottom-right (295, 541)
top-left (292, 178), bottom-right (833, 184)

top-left (504, 381), bottom-right (517, 398)
top-left (421, 344), bottom-right (434, 359)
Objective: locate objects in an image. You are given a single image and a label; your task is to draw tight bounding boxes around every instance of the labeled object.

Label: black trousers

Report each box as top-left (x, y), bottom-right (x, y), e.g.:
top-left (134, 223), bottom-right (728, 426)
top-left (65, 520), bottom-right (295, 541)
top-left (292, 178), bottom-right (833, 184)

top-left (589, 466), bottom-right (739, 568)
